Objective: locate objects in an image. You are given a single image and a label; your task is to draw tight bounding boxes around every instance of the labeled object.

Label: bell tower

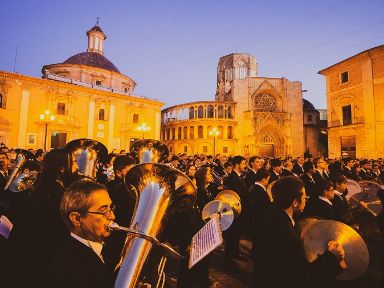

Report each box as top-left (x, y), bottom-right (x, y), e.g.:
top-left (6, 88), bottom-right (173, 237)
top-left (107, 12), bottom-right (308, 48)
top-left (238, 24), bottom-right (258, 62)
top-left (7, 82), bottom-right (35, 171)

top-left (86, 20), bottom-right (106, 55)
top-left (215, 53), bottom-right (258, 102)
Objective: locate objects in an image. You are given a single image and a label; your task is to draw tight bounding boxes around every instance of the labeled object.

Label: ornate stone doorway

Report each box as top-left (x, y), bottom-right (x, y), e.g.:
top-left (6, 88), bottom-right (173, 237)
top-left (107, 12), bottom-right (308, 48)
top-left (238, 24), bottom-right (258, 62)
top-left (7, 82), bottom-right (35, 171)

top-left (259, 144), bottom-right (274, 157)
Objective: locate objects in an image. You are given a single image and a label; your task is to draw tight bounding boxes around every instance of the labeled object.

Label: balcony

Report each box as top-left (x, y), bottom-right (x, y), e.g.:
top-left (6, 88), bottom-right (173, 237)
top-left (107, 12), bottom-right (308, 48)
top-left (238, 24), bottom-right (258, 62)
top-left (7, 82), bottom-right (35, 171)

top-left (328, 116), bottom-right (365, 128)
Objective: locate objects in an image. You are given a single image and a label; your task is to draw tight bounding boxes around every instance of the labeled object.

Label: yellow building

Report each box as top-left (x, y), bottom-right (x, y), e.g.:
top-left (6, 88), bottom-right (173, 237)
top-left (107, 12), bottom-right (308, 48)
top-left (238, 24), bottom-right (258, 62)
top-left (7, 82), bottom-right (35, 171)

top-left (0, 24), bottom-right (163, 151)
top-left (319, 45), bottom-right (384, 159)
top-left (162, 53), bottom-right (306, 157)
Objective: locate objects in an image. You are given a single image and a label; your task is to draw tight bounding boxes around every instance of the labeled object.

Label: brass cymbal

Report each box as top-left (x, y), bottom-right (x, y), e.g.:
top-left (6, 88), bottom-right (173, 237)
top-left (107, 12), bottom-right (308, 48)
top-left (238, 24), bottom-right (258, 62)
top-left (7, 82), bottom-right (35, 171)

top-left (216, 190), bottom-right (241, 216)
top-left (359, 181), bottom-right (382, 195)
top-left (345, 179), bottom-right (362, 200)
top-left (202, 200), bottom-right (234, 231)
top-left (349, 192), bottom-right (382, 216)
top-left (295, 217), bottom-right (321, 240)
top-left (303, 220), bottom-right (369, 280)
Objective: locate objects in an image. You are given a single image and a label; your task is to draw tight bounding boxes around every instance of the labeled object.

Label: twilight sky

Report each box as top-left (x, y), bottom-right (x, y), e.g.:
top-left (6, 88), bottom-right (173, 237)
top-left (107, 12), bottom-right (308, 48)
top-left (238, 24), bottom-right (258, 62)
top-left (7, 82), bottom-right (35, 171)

top-left (1, 0), bottom-right (383, 109)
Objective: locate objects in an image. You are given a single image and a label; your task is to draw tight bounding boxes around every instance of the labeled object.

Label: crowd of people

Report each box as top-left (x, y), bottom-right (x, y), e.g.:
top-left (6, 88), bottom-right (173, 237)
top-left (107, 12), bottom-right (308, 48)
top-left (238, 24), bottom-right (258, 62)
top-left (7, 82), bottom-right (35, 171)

top-left (0, 142), bottom-right (383, 287)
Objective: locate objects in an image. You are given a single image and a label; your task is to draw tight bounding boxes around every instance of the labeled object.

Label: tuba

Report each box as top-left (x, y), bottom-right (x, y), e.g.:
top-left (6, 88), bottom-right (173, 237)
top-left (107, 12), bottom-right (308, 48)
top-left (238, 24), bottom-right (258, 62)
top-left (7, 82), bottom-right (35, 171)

top-left (4, 149), bottom-right (39, 192)
top-left (113, 139), bottom-right (196, 288)
top-left (64, 138), bottom-right (108, 180)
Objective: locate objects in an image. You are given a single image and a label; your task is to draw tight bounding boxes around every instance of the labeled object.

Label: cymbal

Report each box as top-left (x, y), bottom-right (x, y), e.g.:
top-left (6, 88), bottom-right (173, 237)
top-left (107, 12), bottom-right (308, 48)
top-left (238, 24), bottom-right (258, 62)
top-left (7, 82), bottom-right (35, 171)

top-left (303, 220), bottom-right (369, 280)
top-left (295, 217), bottom-right (320, 240)
top-left (349, 192), bottom-right (382, 216)
top-left (359, 181), bottom-right (382, 195)
top-left (216, 190), bottom-right (241, 216)
top-left (345, 179), bottom-right (362, 200)
top-left (202, 200), bottom-right (234, 231)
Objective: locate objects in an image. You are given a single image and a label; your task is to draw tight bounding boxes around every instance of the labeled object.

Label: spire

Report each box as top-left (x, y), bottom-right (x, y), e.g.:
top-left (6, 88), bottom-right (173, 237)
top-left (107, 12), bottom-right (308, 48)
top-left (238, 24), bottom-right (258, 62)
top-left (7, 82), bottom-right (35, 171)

top-left (86, 19), bottom-right (106, 55)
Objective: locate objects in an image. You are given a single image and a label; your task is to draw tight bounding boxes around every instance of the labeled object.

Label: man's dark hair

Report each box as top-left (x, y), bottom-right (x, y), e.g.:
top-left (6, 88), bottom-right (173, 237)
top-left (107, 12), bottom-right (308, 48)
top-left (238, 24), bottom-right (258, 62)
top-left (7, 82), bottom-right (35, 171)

top-left (0, 151), bottom-right (8, 159)
top-left (113, 155), bottom-right (136, 172)
top-left (303, 161), bottom-right (314, 173)
top-left (171, 155), bottom-right (180, 162)
top-left (60, 179), bottom-right (107, 229)
top-left (343, 157), bottom-right (353, 164)
top-left (272, 176), bottom-right (304, 209)
top-left (224, 161), bottom-right (233, 169)
top-left (313, 157), bottom-right (323, 168)
top-left (334, 174), bottom-right (347, 185)
top-left (249, 156), bottom-right (260, 167)
top-left (319, 179), bottom-right (334, 195)
top-left (231, 155), bottom-right (245, 167)
top-left (35, 149), bottom-right (44, 158)
top-left (270, 158), bottom-right (282, 168)
top-left (255, 167), bottom-right (270, 182)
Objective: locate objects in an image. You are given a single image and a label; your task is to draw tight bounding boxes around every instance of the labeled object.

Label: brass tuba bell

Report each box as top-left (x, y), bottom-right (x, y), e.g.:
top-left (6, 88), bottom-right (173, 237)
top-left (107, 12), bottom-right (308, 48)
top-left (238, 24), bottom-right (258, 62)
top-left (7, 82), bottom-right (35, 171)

top-left (5, 149), bottom-right (39, 192)
top-left (64, 138), bottom-right (108, 180)
top-left (112, 139), bottom-right (196, 288)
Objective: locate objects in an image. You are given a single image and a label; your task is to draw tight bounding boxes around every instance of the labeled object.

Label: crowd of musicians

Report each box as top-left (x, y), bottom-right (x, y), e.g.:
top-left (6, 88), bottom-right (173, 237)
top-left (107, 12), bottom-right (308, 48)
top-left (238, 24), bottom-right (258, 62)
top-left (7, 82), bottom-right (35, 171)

top-left (0, 143), bottom-right (384, 287)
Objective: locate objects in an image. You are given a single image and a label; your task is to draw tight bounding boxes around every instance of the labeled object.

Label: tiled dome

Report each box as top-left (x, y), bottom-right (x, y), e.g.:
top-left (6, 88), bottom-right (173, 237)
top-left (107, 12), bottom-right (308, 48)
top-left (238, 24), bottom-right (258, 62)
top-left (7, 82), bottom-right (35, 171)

top-left (303, 99), bottom-right (316, 110)
top-left (63, 52), bottom-right (120, 73)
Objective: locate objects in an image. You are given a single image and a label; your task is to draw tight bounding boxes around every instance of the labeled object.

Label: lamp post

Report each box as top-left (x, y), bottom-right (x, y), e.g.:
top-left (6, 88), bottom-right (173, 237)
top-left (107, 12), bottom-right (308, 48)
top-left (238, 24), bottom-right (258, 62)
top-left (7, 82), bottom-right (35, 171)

top-left (137, 123), bottom-right (151, 139)
top-left (39, 110), bottom-right (55, 151)
top-left (209, 127), bottom-right (220, 155)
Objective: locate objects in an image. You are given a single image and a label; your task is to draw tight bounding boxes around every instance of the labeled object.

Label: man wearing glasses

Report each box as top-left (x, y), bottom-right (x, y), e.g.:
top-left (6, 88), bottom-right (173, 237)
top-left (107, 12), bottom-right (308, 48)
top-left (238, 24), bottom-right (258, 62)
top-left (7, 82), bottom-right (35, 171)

top-left (41, 179), bottom-right (116, 288)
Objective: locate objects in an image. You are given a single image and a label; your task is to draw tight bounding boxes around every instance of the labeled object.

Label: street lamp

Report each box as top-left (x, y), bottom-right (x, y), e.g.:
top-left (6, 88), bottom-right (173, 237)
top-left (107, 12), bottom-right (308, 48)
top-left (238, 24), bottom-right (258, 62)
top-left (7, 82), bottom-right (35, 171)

top-left (137, 123), bottom-right (151, 139)
top-left (209, 127), bottom-right (220, 155)
top-left (39, 110), bottom-right (55, 151)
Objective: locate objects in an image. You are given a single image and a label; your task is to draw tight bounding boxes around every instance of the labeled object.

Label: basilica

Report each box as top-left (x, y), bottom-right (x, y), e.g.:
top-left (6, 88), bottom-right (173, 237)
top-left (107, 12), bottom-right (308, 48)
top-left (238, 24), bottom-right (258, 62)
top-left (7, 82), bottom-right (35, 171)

top-left (161, 53), bottom-right (325, 157)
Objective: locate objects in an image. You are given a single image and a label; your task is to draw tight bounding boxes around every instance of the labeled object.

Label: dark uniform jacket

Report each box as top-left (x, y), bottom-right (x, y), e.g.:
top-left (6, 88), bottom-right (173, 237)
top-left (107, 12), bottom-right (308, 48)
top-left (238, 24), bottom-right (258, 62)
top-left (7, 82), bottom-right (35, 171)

top-left (40, 236), bottom-right (113, 288)
top-left (268, 170), bottom-right (280, 184)
top-left (253, 205), bottom-right (342, 288)
top-left (301, 173), bottom-right (318, 199)
top-left (332, 191), bottom-right (349, 220)
top-left (244, 168), bottom-right (257, 192)
top-left (293, 163), bottom-right (304, 177)
top-left (303, 197), bottom-right (339, 221)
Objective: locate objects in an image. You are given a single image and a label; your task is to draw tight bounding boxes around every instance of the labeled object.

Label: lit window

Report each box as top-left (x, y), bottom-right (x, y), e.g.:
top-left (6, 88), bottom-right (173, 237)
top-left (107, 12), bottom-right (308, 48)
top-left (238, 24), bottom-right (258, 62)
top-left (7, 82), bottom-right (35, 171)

top-left (133, 114), bottom-right (139, 124)
top-left (57, 103), bottom-right (66, 115)
top-left (341, 71), bottom-right (349, 84)
top-left (95, 80), bottom-right (102, 86)
top-left (99, 109), bottom-right (105, 120)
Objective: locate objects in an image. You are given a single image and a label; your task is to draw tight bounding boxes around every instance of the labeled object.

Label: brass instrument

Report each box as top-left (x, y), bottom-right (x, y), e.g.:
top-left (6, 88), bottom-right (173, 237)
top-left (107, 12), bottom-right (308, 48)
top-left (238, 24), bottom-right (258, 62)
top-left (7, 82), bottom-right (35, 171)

top-left (113, 139), bottom-right (196, 288)
top-left (4, 149), bottom-right (38, 192)
top-left (64, 138), bottom-right (108, 179)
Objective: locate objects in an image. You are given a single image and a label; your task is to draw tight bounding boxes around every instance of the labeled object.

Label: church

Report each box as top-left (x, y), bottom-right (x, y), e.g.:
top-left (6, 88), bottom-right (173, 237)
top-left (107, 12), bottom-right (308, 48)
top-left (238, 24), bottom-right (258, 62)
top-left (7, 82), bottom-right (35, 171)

top-left (0, 23), bottom-right (163, 151)
top-left (161, 53), bottom-right (324, 157)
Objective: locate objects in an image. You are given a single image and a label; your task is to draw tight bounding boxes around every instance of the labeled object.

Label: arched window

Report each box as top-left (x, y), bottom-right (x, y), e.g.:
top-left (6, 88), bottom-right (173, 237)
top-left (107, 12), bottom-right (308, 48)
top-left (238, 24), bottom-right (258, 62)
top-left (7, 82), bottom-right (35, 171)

top-left (228, 126), bottom-right (233, 139)
top-left (227, 106), bottom-right (233, 119)
top-left (218, 105), bottom-right (224, 118)
top-left (189, 107), bottom-right (194, 119)
top-left (235, 60), bottom-right (247, 80)
top-left (207, 105), bottom-right (214, 118)
top-left (166, 129), bottom-right (170, 140)
top-left (198, 106), bottom-right (204, 118)
top-left (307, 114), bottom-right (313, 122)
top-left (218, 126), bottom-right (224, 139)
top-left (0, 94), bottom-right (4, 108)
top-left (171, 128), bottom-right (176, 140)
top-left (198, 126), bottom-right (203, 138)
top-left (183, 127), bottom-right (188, 139)
top-left (178, 127), bottom-right (182, 139)
top-left (98, 109), bottom-right (105, 120)
top-left (260, 133), bottom-right (273, 143)
top-left (190, 126), bottom-right (194, 139)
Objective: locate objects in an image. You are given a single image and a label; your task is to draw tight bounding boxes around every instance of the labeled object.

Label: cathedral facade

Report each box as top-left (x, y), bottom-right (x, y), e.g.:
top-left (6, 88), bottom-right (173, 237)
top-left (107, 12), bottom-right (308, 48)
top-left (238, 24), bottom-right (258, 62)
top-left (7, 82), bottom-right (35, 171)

top-left (162, 53), bottom-right (306, 157)
top-left (0, 24), bottom-right (163, 151)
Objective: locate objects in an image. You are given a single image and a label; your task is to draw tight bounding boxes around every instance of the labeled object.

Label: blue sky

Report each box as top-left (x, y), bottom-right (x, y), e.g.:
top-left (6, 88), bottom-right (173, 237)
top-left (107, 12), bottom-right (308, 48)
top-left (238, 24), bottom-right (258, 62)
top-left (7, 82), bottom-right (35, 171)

top-left (1, 0), bottom-right (383, 109)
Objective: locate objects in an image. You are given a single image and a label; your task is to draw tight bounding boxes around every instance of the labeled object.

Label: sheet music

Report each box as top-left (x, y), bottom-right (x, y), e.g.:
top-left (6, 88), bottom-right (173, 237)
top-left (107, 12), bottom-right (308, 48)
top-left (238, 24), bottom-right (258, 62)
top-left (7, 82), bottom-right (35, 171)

top-left (189, 215), bottom-right (223, 269)
top-left (0, 215), bottom-right (13, 239)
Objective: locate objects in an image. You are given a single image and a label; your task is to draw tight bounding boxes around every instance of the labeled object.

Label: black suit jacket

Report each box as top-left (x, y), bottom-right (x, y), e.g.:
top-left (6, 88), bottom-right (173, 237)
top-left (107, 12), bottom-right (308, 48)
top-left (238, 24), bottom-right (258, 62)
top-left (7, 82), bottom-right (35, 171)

top-left (253, 205), bottom-right (342, 288)
top-left (41, 236), bottom-right (113, 288)
top-left (293, 163), bottom-right (304, 177)
top-left (303, 197), bottom-right (339, 221)
top-left (301, 173), bottom-right (318, 199)
top-left (223, 171), bottom-right (247, 205)
top-left (268, 170), bottom-right (280, 184)
top-left (331, 192), bottom-right (349, 220)
top-left (313, 170), bottom-right (326, 187)
top-left (244, 169), bottom-right (257, 191)
top-left (281, 168), bottom-right (294, 177)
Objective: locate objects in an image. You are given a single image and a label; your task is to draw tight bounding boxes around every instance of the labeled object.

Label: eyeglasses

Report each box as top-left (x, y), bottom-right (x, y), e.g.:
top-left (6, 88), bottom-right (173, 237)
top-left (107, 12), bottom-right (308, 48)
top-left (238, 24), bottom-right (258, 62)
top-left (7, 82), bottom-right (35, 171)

top-left (86, 205), bottom-right (116, 218)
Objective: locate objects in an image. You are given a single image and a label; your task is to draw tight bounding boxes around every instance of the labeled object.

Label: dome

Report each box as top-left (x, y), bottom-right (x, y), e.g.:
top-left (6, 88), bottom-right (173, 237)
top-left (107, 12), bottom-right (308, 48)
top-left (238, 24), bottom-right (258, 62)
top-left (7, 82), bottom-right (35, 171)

top-left (303, 99), bottom-right (316, 110)
top-left (63, 52), bottom-right (120, 73)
